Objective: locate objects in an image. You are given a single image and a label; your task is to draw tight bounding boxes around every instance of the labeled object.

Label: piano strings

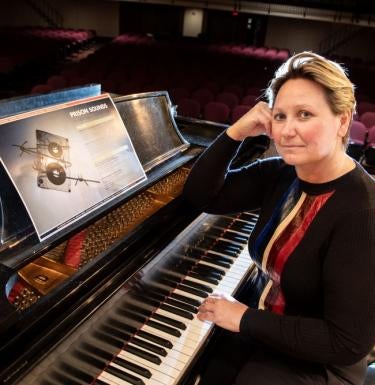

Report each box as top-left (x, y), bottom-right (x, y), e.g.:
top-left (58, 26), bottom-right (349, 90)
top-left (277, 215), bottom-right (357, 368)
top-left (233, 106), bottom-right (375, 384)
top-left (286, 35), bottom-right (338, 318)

top-left (7, 167), bottom-right (190, 311)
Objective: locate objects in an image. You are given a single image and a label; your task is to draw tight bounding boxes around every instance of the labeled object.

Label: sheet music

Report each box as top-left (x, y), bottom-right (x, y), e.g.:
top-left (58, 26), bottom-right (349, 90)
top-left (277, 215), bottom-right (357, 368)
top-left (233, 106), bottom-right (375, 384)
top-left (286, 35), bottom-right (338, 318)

top-left (0, 94), bottom-right (146, 240)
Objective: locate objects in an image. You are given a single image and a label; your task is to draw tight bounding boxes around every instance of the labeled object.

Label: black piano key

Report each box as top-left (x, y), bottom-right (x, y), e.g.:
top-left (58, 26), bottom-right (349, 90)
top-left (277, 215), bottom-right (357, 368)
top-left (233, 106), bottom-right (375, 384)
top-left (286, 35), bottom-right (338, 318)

top-left (123, 344), bottom-right (162, 365)
top-left (107, 318), bottom-right (137, 335)
top-left (93, 331), bottom-right (124, 349)
top-left (209, 251), bottom-right (233, 263)
top-left (131, 295), bottom-right (160, 308)
top-left (126, 303), bottom-right (152, 317)
top-left (73, 349), bottom-right (107, 370)
top-left (210, 239), bottom-right (242, 250)
top-left (181, 278), bottom-right (213, 293)
top-left (93, 380), bottom-right (110, 385)
top-left (194, 263), bottom-right (225, 277)
top-left (185, 247), bottom-right (204, 258)
top-left (80, 342), bottom-right (113, 361)
top-left (137, 330), bottom-right (173, 349)
top-left (201, 237), bottom-right (242, 252)
top-left (216, 218), bottom-right (253, 233)
top-left (151, 312), bottom-right (187, 330)
top-left (160, 269), bottom-right (186, 282)
top-left (232, 223), bottom-right (253, 233)
top-left (131, 336), bottom-right (168, 356)
top-left (199, 227), bottom-right (224, 239)
top-left (215, 217), bottom-right (235, 226)
top-left (197, 238), bottom-right (215, 249)
top-left (189, 271), bottom-right (220, 286)
top-left (177, 283), bottom-right (209, 298)
top-left (58, 361), bottom-right (95, 383)
top-left (219, 237), bottom-right (244, 248)
top-left (49, 370), bottom-right (83, 385)
top-left (113, 356), bottom-right (152, 378)
top-left (147, 319), bottom-right (182, 337)
top-left (159, 303), bottom-right (194, 320)
top-left (159, 277), bottom-right (179, 290)
top-left (176, 254), bottom-right (200, 266)
top-left (177, 252), bottom-right (203, 265)
top-left (106, 365), bottom-right (145, 385)
top-left (40, 381), bottom-right (57, 385)
top-left (144, 284), bottom-right (170, 298)
top-left (116, 308), bottom-right (147, 323)
top-left (224, 232), bottom-right (248, 243)
top-left (239, 212), bottom-right (258, 221)
top-left (210, 244), bottom-right (240, 256)
top-left (93, 379), bottom-right (109, 385)
top-left (100, 324), bottom-right (132, 342)
top-left (208, 228), bottom-right (248, 243)
top-left (204, 251), bottom-right (234, 264)
top-left (144, 290), bottom-right (167, 304)
top-left (170, 292), bottom-right (201, 307)
top-left (201, 256), bottom-right (231, 269)
top-left (164, 260), bottom-right (193, 276)
top-left (164, 297), bottom-right (198, 314)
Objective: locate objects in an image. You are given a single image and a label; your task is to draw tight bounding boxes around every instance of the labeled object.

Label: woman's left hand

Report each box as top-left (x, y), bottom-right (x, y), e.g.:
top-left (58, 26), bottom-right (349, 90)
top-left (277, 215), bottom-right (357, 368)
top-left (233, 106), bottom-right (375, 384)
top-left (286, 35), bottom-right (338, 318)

top-left (197, 293), bottom-right (248, 332)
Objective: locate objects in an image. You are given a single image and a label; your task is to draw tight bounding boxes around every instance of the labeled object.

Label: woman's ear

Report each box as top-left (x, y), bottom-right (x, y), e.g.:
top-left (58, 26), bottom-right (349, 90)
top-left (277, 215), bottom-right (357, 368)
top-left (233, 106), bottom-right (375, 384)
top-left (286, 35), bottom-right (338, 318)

top-left (338, 110), bottom-right (351, 138)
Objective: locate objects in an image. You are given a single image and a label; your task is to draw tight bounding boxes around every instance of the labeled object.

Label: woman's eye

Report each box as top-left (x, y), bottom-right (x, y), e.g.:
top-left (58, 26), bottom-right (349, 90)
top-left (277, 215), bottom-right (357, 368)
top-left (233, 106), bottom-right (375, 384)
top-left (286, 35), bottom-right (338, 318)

top-left (299, 110), bottom-right (312, 119)
top-left (273, 113), bottom-right (285, 121)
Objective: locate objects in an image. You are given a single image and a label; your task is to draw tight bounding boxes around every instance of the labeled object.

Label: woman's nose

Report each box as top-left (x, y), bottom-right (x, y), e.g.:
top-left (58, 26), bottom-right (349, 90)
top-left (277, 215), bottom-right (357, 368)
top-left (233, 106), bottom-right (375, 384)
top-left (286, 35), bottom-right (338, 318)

top-left (281, 118), bottom-right (297, 136)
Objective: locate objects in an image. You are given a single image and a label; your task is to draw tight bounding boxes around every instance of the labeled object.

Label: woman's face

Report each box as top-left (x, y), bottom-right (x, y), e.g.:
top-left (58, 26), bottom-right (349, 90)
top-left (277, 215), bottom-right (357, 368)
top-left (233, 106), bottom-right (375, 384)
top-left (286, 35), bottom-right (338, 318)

top-left (271, 78), bottom-right (349, 171)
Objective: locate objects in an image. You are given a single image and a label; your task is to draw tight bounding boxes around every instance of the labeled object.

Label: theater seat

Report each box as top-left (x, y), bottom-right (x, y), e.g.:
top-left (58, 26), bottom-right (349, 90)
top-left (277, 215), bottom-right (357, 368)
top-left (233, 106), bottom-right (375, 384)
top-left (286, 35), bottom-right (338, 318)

top-left (347, 121), bottom-right (367, 160)
top-left (231, 105), bottom-right (250, 123)
top-left (216, 92), bottom-right (239, 110)
top-left (177, 98), bottom-right (201, 119)
top-left (362, 126), bottom-right (375, 172)
top-left (361, 112), bottom-right (375, 129)
top-left (203, 102), bottom-right (230, 124)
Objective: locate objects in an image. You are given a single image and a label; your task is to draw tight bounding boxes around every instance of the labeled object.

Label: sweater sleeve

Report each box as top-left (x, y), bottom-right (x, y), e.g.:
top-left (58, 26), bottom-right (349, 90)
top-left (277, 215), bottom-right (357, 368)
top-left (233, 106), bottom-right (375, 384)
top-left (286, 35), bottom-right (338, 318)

top-left (240, 207), bottom-right (375, 366)
top-left (183, 132), bottom-right (278, 214)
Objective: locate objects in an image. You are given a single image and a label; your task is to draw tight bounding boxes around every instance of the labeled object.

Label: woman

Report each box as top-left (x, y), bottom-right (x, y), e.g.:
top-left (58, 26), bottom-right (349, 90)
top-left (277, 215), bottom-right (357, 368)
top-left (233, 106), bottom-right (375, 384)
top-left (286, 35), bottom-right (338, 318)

top-left (183, 52), bottom-right (375, 385)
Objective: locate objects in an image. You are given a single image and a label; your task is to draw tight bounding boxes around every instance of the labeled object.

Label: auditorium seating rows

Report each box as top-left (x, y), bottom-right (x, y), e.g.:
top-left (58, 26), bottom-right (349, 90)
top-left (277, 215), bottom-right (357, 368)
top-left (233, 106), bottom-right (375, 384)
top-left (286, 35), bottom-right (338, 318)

top-left (29, 33), bottom-right (288, 110)
top-left (28, 33), bottom-right (375, 115)
top-left (0, 26), bottom-right (96, 75)
top-left (2, 30), bottom-right (375, 168)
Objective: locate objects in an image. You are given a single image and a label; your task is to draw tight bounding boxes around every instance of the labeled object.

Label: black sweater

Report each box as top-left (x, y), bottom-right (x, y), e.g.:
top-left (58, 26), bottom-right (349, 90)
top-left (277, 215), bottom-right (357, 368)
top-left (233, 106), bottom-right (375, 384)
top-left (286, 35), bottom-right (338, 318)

top-left (183, 132), bottom-right (375, 384)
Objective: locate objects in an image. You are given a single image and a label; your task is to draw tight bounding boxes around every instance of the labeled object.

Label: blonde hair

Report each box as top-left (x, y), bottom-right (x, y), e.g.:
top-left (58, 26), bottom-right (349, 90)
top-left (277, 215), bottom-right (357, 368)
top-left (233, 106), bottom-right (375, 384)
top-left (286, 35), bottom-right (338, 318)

top-left (266, 51), bottom-right (356, 145)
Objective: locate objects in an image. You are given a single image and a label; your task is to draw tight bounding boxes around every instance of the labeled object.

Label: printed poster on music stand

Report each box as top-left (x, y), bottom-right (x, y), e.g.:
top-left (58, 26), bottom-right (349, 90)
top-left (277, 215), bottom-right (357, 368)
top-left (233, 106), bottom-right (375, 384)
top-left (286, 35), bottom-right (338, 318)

top-left (0, 94), bottom-right (146, 240)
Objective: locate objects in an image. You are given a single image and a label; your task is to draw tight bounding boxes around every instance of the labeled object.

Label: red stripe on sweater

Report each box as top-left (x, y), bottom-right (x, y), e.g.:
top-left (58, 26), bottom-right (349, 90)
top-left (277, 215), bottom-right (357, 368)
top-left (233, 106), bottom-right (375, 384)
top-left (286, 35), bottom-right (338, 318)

top-left (264, 191), bottom-right (334, 314)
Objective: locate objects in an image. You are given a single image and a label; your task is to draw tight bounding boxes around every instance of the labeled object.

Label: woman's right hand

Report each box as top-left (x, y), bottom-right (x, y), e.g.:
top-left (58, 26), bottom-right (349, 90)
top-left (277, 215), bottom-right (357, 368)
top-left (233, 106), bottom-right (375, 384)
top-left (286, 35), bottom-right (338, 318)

top-left (227, 101), bottom-right (272, 141)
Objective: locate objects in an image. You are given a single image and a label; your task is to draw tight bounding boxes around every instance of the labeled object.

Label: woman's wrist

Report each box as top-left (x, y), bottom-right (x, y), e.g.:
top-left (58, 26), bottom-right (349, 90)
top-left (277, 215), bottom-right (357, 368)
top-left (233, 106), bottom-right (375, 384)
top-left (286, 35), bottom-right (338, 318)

top-left (226, 125), bottom-right (247, 141)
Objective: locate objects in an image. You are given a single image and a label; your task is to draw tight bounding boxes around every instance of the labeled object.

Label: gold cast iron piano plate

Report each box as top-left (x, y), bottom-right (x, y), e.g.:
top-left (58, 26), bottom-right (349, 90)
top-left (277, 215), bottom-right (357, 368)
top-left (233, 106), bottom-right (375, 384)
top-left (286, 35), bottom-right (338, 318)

top-left (18, 256), bottom-right (77, 295)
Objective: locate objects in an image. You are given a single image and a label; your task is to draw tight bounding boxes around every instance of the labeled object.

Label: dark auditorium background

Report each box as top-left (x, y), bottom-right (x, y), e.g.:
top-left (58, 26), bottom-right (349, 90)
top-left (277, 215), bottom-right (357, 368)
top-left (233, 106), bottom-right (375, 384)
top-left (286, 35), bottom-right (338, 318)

top-left (0, 0), bottom-right (375, 132)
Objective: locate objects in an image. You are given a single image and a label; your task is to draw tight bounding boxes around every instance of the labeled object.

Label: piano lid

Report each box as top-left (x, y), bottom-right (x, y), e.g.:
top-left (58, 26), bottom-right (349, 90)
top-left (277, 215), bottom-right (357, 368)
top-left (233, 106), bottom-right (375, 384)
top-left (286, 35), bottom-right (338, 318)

top-left (114, 91), bottom-right (189, 172)
top-left (0, 89), bottom-right (198, 336)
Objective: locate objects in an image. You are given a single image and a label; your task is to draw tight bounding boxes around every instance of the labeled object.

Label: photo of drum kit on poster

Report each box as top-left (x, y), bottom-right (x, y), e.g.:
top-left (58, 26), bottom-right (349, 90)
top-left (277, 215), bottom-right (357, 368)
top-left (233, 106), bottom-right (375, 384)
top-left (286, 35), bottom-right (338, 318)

top-left (13, 129), bottom-right (100, 193)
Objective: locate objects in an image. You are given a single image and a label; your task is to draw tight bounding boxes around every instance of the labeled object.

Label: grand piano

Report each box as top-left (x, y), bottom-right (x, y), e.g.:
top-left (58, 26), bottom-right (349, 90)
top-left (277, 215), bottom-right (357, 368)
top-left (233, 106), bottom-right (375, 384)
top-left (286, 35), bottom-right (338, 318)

top-left (0, 89), bottom-right (268, 385)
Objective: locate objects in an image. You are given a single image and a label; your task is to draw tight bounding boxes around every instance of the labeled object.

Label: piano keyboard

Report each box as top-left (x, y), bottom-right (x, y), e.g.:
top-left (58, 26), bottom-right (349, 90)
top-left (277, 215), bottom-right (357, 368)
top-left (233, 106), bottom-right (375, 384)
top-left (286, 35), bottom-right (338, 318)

top-left (19, 212), bottom-right (258, 385)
